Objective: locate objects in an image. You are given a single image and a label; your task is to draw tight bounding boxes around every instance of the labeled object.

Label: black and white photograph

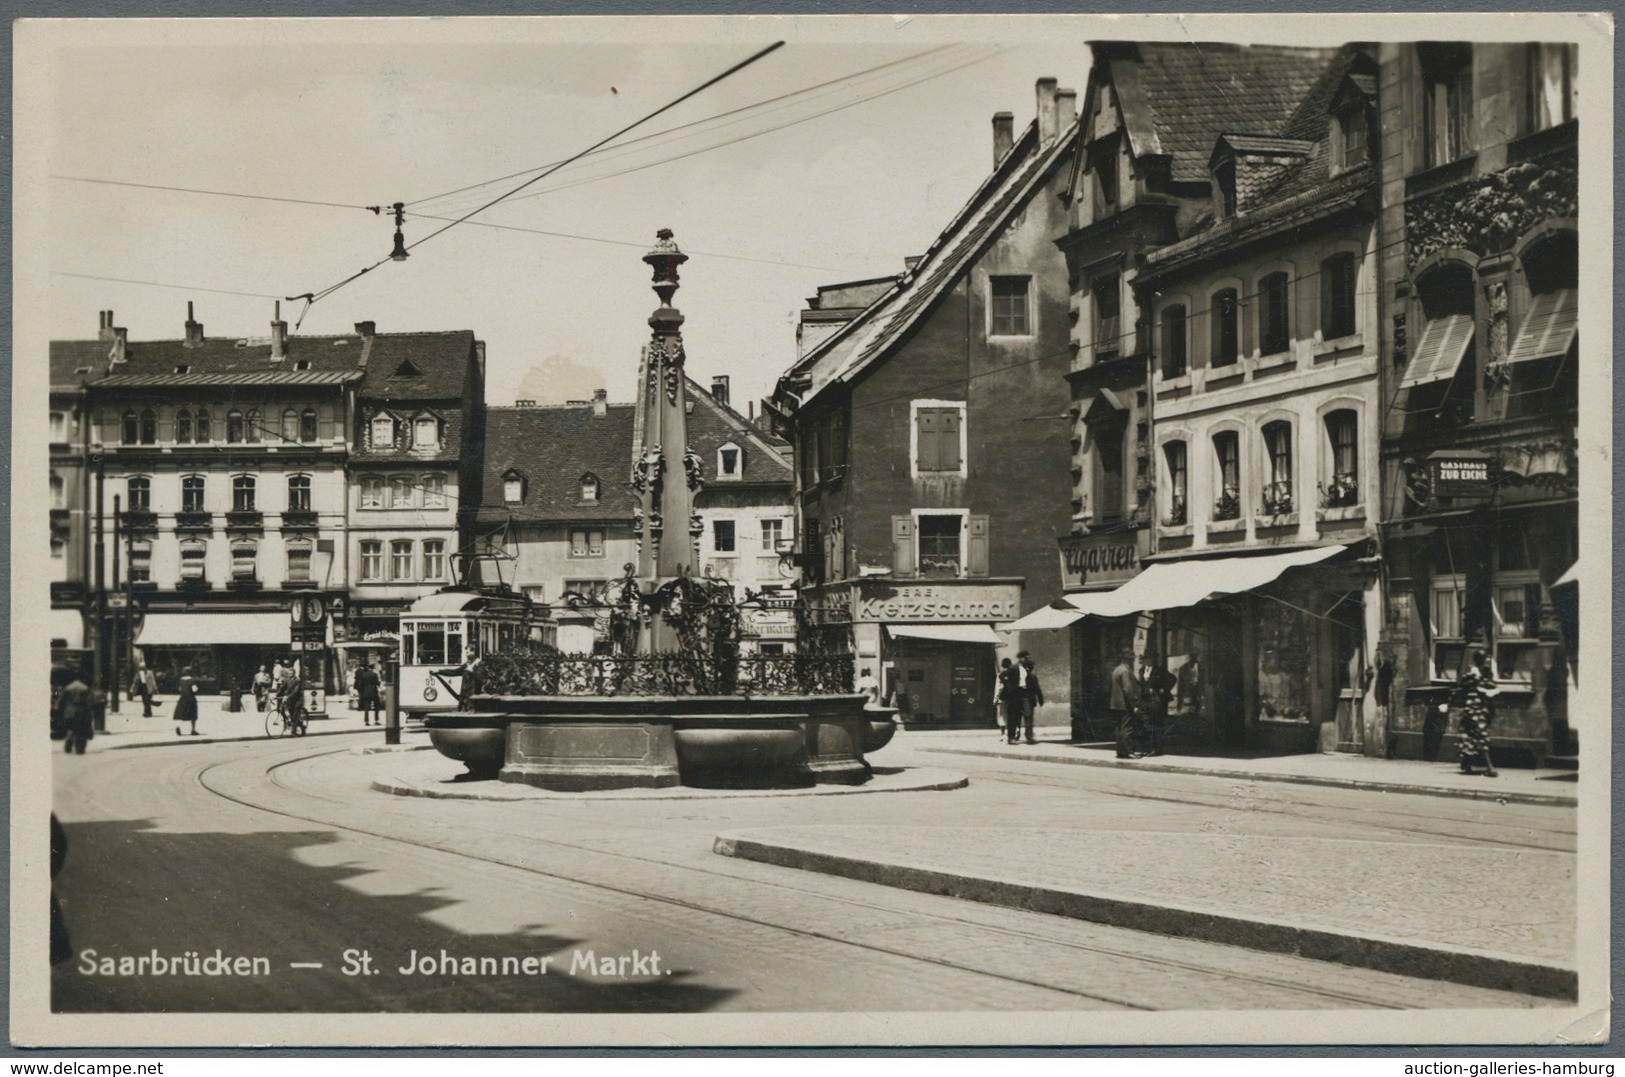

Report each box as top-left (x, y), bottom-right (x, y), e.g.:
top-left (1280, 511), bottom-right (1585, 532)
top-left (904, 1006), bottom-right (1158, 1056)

top-left (12, 13), bottom-right (1612, 1048)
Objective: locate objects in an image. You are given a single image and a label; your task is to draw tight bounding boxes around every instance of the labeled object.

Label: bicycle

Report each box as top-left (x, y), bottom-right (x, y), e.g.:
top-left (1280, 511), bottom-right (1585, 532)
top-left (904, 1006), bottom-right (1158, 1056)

top-left (264, 696), bottom-right (309, 738)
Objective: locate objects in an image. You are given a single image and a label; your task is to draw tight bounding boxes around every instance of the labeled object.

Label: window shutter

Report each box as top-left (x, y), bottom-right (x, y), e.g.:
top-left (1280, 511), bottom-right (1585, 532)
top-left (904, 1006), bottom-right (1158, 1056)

top-left (916, 410), bottom-right (940, 471)
top-left (940, 409), bottom-right (963, 471)
top-left (892, 515), bottom-right (916, 576)
top-left (966, 514), bottom-right (989, 576)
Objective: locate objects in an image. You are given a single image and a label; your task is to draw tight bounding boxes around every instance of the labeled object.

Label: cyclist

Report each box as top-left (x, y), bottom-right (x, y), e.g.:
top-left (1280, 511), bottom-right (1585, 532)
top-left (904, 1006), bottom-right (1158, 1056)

top-left (279, 664), bottom-right (308, 736)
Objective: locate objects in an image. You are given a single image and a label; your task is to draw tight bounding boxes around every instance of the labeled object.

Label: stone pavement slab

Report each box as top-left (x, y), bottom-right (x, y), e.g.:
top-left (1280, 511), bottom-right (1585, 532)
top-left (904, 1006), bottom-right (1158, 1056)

top-left (81, 695), bottom-right (413, 750)
top-left (715, 823), bottom-right (1576, 1000)
top-left (911, 733), bottom-right (1578, 807)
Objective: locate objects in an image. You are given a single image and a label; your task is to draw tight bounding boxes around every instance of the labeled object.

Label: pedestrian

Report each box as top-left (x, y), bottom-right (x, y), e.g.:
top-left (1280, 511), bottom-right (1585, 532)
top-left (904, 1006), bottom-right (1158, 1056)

top-left (56, 667), bottom-right (95, 754)
top-left (1140, 649), bottom-right (1177, 756)
top-left (994, 658), bottom-right (1012, 737)
top-left (252, 664), bottom-right (272, 712)
top-left (1110, 650), bottom-right (1142, 759)
top-left (1176, 649), bottom-right (1202, 719)
top-left (356, 661), bottom-right (383, 726)
top-left (131, 662), bottom-right (158, 718)
top-left (173, 666), bottom-right (200, 737)
top-left (999, 657), bottom-right (1025, 744)
top-left (856, 667), bottom-right (879, 708)
top-left (1018, 654), bottom-right (1043, 745)
top-left (1453, 648), bottom-right (1498, 777)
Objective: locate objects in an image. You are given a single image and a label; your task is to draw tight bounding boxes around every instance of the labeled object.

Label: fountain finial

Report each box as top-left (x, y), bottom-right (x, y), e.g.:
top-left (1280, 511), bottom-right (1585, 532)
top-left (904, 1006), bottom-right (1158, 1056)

top-left (644, 228), bottom-right (688, 311)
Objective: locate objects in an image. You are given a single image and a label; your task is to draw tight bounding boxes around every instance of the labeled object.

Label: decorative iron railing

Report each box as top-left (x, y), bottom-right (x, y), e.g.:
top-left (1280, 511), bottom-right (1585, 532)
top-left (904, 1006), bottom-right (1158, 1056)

top-left (464, 650), bottom-right (854, 700)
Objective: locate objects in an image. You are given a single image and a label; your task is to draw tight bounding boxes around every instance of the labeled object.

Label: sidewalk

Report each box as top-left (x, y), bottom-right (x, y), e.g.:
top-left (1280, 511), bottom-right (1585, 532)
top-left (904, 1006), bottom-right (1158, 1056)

top-left (905, 729), bottom-right (1578, 807)
top-left (86, 695), bottom-right (418, 750)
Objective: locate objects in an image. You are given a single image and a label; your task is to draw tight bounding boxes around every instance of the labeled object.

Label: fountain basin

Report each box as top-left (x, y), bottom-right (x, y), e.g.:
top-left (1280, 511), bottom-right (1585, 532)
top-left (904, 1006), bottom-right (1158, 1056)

top-left (426, 720), bottom-right (506, 781)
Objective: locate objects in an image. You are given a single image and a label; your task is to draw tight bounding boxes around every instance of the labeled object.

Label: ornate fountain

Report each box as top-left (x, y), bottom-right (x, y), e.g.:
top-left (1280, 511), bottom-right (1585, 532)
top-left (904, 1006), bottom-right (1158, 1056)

top-left (424, 231), bottom-right (895, 790)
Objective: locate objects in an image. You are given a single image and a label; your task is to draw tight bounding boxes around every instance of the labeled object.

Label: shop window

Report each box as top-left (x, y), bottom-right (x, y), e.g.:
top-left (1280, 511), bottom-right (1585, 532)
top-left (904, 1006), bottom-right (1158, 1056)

top-left (1093, 274), bottom-right (1121, 358)
top-left (1211, 289), bottom-right (1240, 367)
top-left (1420, 42), bottom-right (1473, 169)
top-left (1525, 43), bottom-right (1576, 133)
top-left (127, 476), bottom-right (150, 511)
top-left (390, 475), bottom-right (414, 509)
top-left (175, 410), bottom-right (192, 444)
top-left (422, 540), bottom-right (446, 581)
top-left (1258, 273), bottom-right (1291, 356)
top-left (232, 475), bottom-right (256, 512)
top-left (1322, 410), bottom-right (1360, 507)
top-left (360, 475), bottom-right (384, 510)
top-left (287, 475), bottom-right (312, 512)
top-left (286, 543), bottom-right (312, 583)
top-left (990, 276), bottom-right (1030, 336)
top-left (360, 540), bottom-right (382, 581)
top-left (1161, 305), bottom-right (1188, 378)
top-left (194, 410), bottom-right (212, 444)
top-left (1213, 432), bottom-right (1241, 520)
top-left (1262, 421), bottom-right (1293, 515)
top-left (301, 408), bottom-right (319, 443)
top-left (179, 541), bottom-right (207, 582)
top-left (182, 475), bottom-right (206, 513)
top-left (422, 474), bottom-right (446, 508)
top-left (1430, 574), bottom-right (1467, 680)
top-left (226, 409), bottom-right (245, 444)
top-left (391, 540), bottom-right (414, 581)
top-left (914, 405), bottom-right (964, 474)
top-left (281, 409), bottom-right (300, 444)
top-left (129, 540), bottom-right (152, 583)
top-left (1163, 441), bottom-right (1187, 525)
top-left (712, 519), bottom-right (736, 553)
top-left (1320, 253), bottom-right (1359, 341)
top-left (917, 513), bottom-right (962, 577)
top-left (569, 529), bottom-right (604, 558)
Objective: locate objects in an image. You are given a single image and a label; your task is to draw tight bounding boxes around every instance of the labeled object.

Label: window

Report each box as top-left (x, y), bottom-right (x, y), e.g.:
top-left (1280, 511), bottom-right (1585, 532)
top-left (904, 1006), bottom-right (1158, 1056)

top-left (360, 540), bottom-right (383, 581)
top-left (1336, 103), bottom-right (1369, 169)
top-left (760, 517), bottom-right (785, 554)
top-left (1093, 274), bottom-right (1122, 358)
top-left (1430, 574), bottom-right (1466, 680)
top-left (194, 409), bottom-right (211, 444)
top-left (1401, 263), bottom-right (1477, 402)
top-left (226, 409), bottom-right (245, 444)
top-left (713, 519), bottom-right (736, 553)
top-left (127, 476), bottom-right (150, 511)
top-left (1215, 158), bottom-right (1237, 217)
top-left (503, 471), bottom-right (524, 504)
top-left (1161, 305), bottom-right (1188, 378)
top-left (371, 414), bottom-right (396, 450)
top-left (414, 415), bottom-right (439, 450)
top-left (231, 540), bottom-right (257, 581)
top-left (360, 476), bottom-right (384, 510)
top-left (1211, 289), bottom-right (1240, 367)
top-left (1525, 43), bottom-right (1575, 133)
top-left (917, 514), bottom-right (962, 577)
top-left (1262, 421), bottom-right (1293, 515)
top-left (580, 474), bottom-right (599, 502)
top-left (129, 541), bottom-right (151, 583)
top-left (281, 409), bottom-right (299, 444)
top-left (1492, 573), bottom-right (1544, 683)
top-left (301, 408), bottom-right (318, 443)
top-left (915, 405), bottom-right (963, 473)
top-left (717, 443), bottom-right (741, 478)
top-left (565, 579), bottom-right (611, 602)
top-left (286, 543), bottom-right (312, 583)
top-left (244, 409), bottom-right (261, 443)
top-left (50, 412), bottom-right (66, 442)
top-left (1320, 253), bottom-right (1358, 341)
top-left (50, 471), bottom-right (66, 509)
top-left (182, 475), bottom-right (206, 513)
top-left (1213, 432), bottom-right (1241, 520)
top-left (569, 529), bottom-right (604, 558)
top-left (175, 410), bottom-right (193, 444)
top-left (232, 475), bottom-right (256, 512)
top-left (422, 540), bottom-right (446, 581)
top-left (990, 276), bottom-right (1030, 336)
top-left (390, 475), bottom-right (415, 509)
top-left (521, 584), bottom-right (546, 603)
top-left (391, 540), bottom-right (414, 581)
top-left (122, 411), bottom-right (139, 445)
top-left (140, 410), bottom-right (157, 445)
top-left (1163, 441), bottom-right (1187, 525)
top-left (1259, 272), bottom-right (1290, 356)
top-left (422, 474), bottom-right (446, 508)
top-left (1095, 420), bottom-right (1125, 524)
top-left (1420, 43), bottom-right (1473, 169)
top-left (51, 537), bottom-right (66, 561)
top-left (179, 541), bottom-right (207, 581)
top-left (1089, 135), bottom-right (1119, 214)
top-left (287, 475), bottom-right (311, 512)
top-left (1324, 410), bottom-right (1360, 507)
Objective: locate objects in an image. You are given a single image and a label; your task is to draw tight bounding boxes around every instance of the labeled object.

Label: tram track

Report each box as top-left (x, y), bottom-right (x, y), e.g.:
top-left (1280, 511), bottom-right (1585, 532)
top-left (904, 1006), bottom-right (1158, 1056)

top-left (176, 743), bottom-right (1549, 1012)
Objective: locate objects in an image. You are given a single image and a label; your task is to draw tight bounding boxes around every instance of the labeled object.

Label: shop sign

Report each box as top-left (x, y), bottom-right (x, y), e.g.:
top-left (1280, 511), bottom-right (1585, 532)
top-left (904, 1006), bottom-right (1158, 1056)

top-left (855, 582), bottom-right (1018, 622)
top-left (1059, 530), bottom-right (1148, 590)
top-left (1429, 450), bottom-right (1493, 498)
top-left (742, 608), bottom-right (796, 637)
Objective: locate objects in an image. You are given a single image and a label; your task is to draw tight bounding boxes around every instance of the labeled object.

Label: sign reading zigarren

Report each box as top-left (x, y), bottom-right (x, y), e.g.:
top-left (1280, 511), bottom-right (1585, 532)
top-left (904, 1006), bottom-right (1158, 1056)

top-left (1058, 530), bottom-right (1148, 590)
top-left (855, 582), bottom-right (1019, 622)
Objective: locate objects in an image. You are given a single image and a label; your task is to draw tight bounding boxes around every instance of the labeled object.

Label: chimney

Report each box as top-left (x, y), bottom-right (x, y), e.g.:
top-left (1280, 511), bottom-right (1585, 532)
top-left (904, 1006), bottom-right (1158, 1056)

top-left (592, 388), bottom-right (607, 418)
top-left (110, 326), bottom-right (128, 365)
top-left (711, 375), bottom-right (730, 407)
top-left (1057, 87), bottom-right (1077, 132)
top-left (270, 300), bottom-right (288, 360)
top-left (184, 301), bottom-right (205, 347)
top-left (992, 111), bottom-right (1014, 165)
top-left (98, 310), bottom-right (116, 342)
top-left (1036, 78), bottom-right (1059, 144)
top-left (354, 321), bottom-right (375, 339)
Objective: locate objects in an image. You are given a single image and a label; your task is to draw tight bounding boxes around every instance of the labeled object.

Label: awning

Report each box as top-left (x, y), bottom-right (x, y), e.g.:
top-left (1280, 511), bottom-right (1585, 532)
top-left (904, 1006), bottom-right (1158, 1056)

top-left (887, 624), bottom-right (1004, 645)
top-left (1506, 288), bottom-right (1577, 366)
top-left (1002, 602), bottom-right (1089, 632)
top-left (1553, 562), bottom-right (1579, 588)
top-left (50, 608), bottom-right (85, 647)
top-left (407, 591), bottom-right (488, 615)
top-left (137, 612), bottom-right (290, 646)
top-left (1400, 313), bottom-right (1475, 388)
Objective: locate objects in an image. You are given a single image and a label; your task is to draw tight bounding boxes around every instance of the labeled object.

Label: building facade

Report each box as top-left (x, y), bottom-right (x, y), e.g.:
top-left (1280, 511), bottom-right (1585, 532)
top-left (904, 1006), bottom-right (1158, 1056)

top-left (49, 332), bottom-right (96, 667)
top-left (1375, 41), bottom-right (1579, 765)
top-left (773, 79), bottom-right (1080, 726)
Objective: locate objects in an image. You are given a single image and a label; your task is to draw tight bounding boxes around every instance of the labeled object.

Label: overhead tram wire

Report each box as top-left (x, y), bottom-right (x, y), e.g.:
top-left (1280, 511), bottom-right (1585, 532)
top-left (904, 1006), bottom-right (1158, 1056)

top-left (51, 271), bottom-right (286, 301)
top-left (49, 175), bottom-right (371, 212)
top-left (288, 41), bottom-right (786, 323)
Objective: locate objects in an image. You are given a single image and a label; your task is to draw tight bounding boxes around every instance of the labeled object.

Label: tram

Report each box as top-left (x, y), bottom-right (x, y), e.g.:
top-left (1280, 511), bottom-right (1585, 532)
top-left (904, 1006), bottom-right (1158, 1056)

top-left (397, 585), bottom-right (555, 718)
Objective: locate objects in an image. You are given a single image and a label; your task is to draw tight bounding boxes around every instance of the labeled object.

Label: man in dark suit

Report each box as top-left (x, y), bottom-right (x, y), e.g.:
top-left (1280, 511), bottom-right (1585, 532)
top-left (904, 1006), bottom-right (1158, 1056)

top-left (1110, 650), bottom-right (1142, 758)
top-left (1017, 654), bottom-right (1043, 745)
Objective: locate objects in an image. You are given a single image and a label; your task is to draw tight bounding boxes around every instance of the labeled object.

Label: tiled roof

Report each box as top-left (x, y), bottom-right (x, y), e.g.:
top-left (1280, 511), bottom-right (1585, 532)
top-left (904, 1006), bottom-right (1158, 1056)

top-left (349, 410), bottom-right (466, 465)
top-left (688, 383), bottom-right (793, 486)
top-left (1215, 134), bottom-right (1314, 158)
top-left (93, 371), bottom-right (360, 389)
top-left (1111, 42), bottom-right (1336, 183)
top-left (1281, 44), bottom-right (1377, 142)
top-left (358, 331), bottom-right (477, 400)
top-left (50, 341), bottom-right (109, 390)
top-left (81, 334), bottom-right (368, 380)
top-left (477, 402), bottom-right (639, 525)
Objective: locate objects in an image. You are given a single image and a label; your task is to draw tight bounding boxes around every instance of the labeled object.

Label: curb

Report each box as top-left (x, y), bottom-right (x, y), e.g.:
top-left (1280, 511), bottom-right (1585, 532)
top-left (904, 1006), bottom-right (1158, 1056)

top-left (921, 746), bottom-right (1579, 808)
top-left (713, 833), bottom-right (1578, 1001)
top-left (370, 768), bottom-right (970, 802)
top-left (98, 726), bottom-right (391, 751)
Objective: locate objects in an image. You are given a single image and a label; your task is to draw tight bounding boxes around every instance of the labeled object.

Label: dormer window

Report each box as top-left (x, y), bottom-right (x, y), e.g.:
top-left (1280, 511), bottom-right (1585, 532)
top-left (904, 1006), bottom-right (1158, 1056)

top-left (717, 442), bottom-right (743, 479)
top-left (370, 413), bottom-right (396, 450)
top-left (413, 414), bottom-right (440, 451)
top-left (579, 473), bottom-right (600, 502)
top-left (503, 470), bottom-right (525, 505)
top-left (1336, 101), bottom-right (1370, 170)
top-left (1214, 156), bottom-right (1237, 219)
top-left (1330, 69), bottom-right (1377, 172)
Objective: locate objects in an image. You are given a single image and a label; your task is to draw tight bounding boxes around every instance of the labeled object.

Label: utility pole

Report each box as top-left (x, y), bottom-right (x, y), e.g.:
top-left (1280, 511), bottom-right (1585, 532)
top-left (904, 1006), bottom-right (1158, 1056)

top-left (110, 494), bottom-right (121, 714)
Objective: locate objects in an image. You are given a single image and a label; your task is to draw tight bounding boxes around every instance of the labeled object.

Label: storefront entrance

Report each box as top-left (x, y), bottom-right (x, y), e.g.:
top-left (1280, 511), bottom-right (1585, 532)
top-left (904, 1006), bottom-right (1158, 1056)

top-left (887, 632), bottom-right (997, 727)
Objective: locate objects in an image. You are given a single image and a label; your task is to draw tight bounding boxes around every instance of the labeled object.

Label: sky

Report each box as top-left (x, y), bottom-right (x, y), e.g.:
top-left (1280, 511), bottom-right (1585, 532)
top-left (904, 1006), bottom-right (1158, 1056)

top-left (36, 17), bottom-right (1100, 414)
